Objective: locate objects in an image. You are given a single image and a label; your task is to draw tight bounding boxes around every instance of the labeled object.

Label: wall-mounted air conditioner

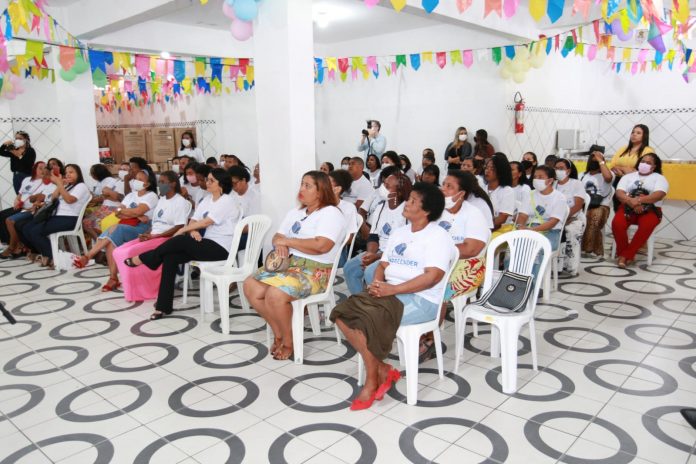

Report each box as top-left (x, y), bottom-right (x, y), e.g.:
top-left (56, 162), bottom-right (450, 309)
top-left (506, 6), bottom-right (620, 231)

top-left (557, 129), bottom-right (588, 151)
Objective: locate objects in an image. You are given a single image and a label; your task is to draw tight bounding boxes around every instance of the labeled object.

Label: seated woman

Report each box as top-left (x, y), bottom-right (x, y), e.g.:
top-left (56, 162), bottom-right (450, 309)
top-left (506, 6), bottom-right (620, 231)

top-left (328, 169), bottom-right (360, 267)
top-left (510, 161), bottom-right (531, 205)
top-left (330, 182), bottom-right (456, 410)
top-left (420, 164), bottom-right (440, 186)
top-left (515, 166), bottom-right (566, 253)
top-left (581, 150), bottom-right (614, 257)
top-left (365, 154), bottom-right (382, 188)
top-left (113, 171), bottom-right (190, 301)
top-left (243, 171), bottom-right (346, 361)
top-left (459, 171), bottom-right (494, 230)
top-left (611, 153), bottom-right (667, 268)
top-left (484, 154), bottom-right (516, 237)
top-left (461, 156), bottom-right (486, 189)
top-left (75, 169), bottom-right (159, 291)
top-left (344, 170), bottom-right (411, 295)
top-left (0, 162), bottom-right (55, 259)
top-left (82, 164), bottom-right (124, 243)
top-left (554, 159), bottom-right (586, 275)
top-left (521, 152), bottom-right (538, 182)
top-left (20, 164), bottom-right (91, 268)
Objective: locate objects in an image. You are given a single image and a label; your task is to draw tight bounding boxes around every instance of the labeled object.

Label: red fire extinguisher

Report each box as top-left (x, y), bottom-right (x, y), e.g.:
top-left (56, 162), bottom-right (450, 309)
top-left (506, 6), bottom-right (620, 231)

top-left (514, 92), bottom-right (525, 134)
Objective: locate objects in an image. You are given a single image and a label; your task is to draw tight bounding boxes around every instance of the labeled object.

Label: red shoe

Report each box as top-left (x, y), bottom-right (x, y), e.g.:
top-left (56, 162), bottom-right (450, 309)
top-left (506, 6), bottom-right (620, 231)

top-left (73, 255), bottom-right (88, 269)
top-left (375, 368), bottom-right (401, 401)
top-left (350, 392), bottom-right (377, 411)
top-left (101, 278), bottom-right (120, 292)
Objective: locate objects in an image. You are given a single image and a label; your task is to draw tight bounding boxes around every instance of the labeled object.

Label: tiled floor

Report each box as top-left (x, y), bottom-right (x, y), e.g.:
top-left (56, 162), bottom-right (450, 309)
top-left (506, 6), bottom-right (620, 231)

top-left (1, 239), bottom-right (695, 463)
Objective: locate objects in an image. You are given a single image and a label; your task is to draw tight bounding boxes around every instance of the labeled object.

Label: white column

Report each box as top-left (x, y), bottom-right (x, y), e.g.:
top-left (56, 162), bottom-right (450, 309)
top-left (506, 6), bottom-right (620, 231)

top-left (50, 46), bottom-right (100, 172)
top-left (254, 0), bottom-right (315, 230)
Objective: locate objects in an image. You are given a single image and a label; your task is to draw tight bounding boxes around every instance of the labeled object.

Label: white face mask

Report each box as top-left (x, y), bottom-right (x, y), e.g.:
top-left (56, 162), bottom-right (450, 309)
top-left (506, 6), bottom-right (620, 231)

top-left (182, 138), bottom-right (191, 148)
top-left (533, 179), bottom-right (549, 191)
top-left (444, 192), bottom-right (462, 209)
top-left (132, 180), bottom-right (145, 191)
top-left (378, 183), bottom-right (390, 201)
top-left (341, 164), bottom-right (349, 170)
top-left (458, 134), bottom-right (468, 142)
top-left (382, 162), bottom-right (392, 167)
top-left (171, 164), bottom-right (180, 174)
top-left (14, 139), bottom-right (25, 148)
top-left (555, 169), bottom-right (568, 182)
top-left (118, 170), bottom-right (128, 180)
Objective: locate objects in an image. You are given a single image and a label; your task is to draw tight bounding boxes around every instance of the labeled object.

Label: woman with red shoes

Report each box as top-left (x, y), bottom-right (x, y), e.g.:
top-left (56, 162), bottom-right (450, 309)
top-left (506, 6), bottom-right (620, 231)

top-left (611, 153), bottom-right (668, 268)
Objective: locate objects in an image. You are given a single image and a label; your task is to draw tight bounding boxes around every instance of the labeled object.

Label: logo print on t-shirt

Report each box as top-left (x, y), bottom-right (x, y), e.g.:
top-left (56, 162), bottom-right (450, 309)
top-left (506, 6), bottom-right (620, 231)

top-left (291, 221), bottom-right (302, 234)
top-left (395, 243), bottom-right (407, 256)
top-left (382, 223), bottom-right (392, 236)
top-left (129, 202), bottom-right (137, 208)
top-left (438, 220), bottom-right (452, 232)
top-left (203, 211), bottom-right (209, 218)
top-left (157, 209), bottom-right (164, 218)
top-left (535, 205), bottom-right (546, 215)
top-left (25, 184), bottom-right (31, 191)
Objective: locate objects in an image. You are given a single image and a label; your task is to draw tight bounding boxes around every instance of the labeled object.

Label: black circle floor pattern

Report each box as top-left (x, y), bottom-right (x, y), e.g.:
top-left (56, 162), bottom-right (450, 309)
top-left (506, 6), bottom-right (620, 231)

top-left (1, 237), bottom-right (696, 463)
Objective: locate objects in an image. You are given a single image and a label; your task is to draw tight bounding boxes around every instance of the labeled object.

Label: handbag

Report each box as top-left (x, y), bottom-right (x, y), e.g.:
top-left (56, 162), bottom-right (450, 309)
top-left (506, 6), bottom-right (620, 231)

top-left (264, 250), bottom-right (291, 273)
top-left (476, 270), bottom-right (534, 313)
top-left (119, 217), bottom-right (140, 227)
top-left (33, 200), bottom-right (59, 223)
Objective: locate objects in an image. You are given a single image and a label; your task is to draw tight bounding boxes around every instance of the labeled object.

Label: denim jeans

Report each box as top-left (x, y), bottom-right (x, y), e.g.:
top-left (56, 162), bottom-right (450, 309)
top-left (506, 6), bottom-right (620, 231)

top-left (343, 252), bottom-right (380, 295)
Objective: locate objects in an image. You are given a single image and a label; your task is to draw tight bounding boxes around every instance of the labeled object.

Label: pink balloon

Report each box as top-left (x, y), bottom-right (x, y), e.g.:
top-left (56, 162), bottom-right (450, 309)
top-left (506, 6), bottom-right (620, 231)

top-left (222, 2), bottom-right (236, 19)
top-left (230, 19), bottom-right (253, 41)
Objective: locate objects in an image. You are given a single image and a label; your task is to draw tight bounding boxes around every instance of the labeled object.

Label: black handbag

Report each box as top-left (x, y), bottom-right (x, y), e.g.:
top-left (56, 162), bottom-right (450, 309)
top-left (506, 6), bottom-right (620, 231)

top-left (477, 270), bottom-right (534, 313)
top-left (33, 200), bottom-right (58, 223)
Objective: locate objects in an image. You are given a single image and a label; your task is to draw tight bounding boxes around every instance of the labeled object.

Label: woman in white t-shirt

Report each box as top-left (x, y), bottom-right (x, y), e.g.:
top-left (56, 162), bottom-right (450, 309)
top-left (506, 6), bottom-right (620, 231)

top-left (178, 131), bottom-right (204, 163)
top-left (343, 170), bottom-right (410, 295)
top-left (126, 168), bottom-right (242, 319)
top-left (460, 171), bottom-right (495, 229)
top-left (510, 161), bottom-right (531, 214)
top-left (75, 170), bottom-right (159, 290)
top-left (0, 162), bottom-right (55, 259)
top-left (113, 171), bottom-right (190, 302)
top-left (243, 171), bottom-right (346, 361)
top-left (366, 154), bottom-right (382, 188)
top-left (581, 151), bottom-right (614, 257)
top-left (484, 154), bottom-right (516, 237)
top-left (83, 164), bottom-right (125, 242)
top-left (328, 169), bottom-right (361, 268)
top-left (330, 182), bottom-right (456, 411)
top-left (21, 164), bottom-right (91, 268)
top-left (612, 153), bottom-right (668, 268)
top-left (555, 159), bottom-right (587, 275)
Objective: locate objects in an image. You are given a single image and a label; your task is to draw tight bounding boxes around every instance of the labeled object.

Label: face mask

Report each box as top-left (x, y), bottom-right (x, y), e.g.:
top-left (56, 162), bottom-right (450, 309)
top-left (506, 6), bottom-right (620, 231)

top-left (520, 160), bottom-right (533, 171)
top-left (555, 170), bottom-right (568, 182)
top-left (182, 139), bottom-right (191, 148)
top-left (533, 179), bottom-right (549, 191)
top-left (172, 164), bottom-right (180, 174)
top-left (118, 170), bottom-right (128, 180)
top-left (382, 162), bottom-right (392, 167)
top-left (13, 139), bottom-right (25, 148)
top-left (186, 174), bottom-right (197, 184)
top-left (158, 183), bottom-right (171, 195)
top-left (378, 183), bottom-right (390, 201)
top-left (42, 176), bottom-right (51, 185)
top-left (444, 196), bottom-right (457, 209)
top-left (458, 134), bottom-right (468, 142)
top-left (341, 164), bottom-right (349, 170)
top-left (638, 162), bottom-right (652, 175)
top-left (132, 180), bottom-right (145, 192)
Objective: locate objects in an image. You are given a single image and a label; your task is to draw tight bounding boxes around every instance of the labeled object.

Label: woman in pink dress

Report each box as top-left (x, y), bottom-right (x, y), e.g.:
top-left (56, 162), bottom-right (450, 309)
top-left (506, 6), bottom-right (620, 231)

top-left (113, 171), bottom-right (190, 301)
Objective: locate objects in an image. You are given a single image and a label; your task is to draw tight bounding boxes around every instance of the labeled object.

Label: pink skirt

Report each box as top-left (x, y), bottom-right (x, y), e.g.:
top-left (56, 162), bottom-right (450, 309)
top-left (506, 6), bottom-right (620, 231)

top-left (113, 237), bottom-right (169, 302)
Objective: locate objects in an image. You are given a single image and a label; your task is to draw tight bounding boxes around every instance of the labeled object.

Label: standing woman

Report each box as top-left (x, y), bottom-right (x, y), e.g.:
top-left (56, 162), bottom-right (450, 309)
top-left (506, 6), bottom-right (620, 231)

top-left (473, 129), bottom-right (495, 159)
top-left (444, 127), bottom-right (473, 171)
top-left (243, 171), bottom-right (346, 361)
top-left (124, 168), bottom-right (242, 319)
top-left (612, 153), bottom-right (667, 268)
top-left (581, 151), bottom-right (614, 257)
top-left (83, 164), bottom-right (124, 242)
top-left (21, 164), bottom-right (91, 268)
top-left (178, 131), bottom-right (204, 163)
top-left (1, 131), bottom-right (36, 193)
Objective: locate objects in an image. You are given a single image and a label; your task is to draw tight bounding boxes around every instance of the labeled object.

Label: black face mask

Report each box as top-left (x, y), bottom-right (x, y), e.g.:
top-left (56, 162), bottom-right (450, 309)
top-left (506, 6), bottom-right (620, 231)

top-left (587, 160), bottom-right (600, 171)
top-left (520, 160), bottom-right (533, 171)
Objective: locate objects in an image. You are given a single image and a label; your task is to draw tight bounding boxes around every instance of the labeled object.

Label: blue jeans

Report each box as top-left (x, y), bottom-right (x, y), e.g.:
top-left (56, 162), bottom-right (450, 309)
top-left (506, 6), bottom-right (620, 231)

top-left (23, 215), bottom-right (77, 258)
top-left (12, 172), bottom-right (29, 194)
top-left (100, 222), bottom-right (149, 247)
top-left (343, 252), bottom-right (380, 295)
top-left (397, 293), bottom-right (439, 325)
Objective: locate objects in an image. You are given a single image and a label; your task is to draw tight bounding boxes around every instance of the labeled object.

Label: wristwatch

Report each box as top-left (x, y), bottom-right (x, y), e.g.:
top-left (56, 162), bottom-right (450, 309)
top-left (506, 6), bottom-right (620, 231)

top-left (599, 161), bottom-right (606, 166)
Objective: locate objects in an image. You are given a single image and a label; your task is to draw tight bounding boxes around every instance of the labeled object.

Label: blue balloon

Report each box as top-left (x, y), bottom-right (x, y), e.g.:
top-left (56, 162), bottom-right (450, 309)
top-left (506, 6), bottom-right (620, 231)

top-left (224, 0), bottom-right (235, 5)
top-left (233, 0), bottom-right (258, 21)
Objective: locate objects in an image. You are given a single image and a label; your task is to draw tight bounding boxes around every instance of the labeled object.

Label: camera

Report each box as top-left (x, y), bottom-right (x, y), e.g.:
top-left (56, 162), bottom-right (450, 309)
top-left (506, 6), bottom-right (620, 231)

top-left (362, 129), bottom-right (369, 136)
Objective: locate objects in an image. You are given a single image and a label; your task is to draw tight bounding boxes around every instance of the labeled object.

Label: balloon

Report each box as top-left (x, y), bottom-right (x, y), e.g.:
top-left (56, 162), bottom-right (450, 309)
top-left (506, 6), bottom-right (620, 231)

top-left (512, 72), bottom-right (526, 83)
top-left (222, 1), bottom-right (236, 19)
top-left (530, 52), bottom-right (546, 68)
top-left (233, 0), bottom-right (258, 21)
top-left (73, 53), bottom-right (88, 74)
top-left (60, 69), bottom-right (77, 81)
top-left (500, 66), bottom-right (512, 79)
top-left (517, 46), bottom-right (530, 60)
top-left (510, 58), bottom-right (525, 72)
top-left (230, 19), bottom-right (253, 41)
top-left (224, 0), bottom-right (235, 4)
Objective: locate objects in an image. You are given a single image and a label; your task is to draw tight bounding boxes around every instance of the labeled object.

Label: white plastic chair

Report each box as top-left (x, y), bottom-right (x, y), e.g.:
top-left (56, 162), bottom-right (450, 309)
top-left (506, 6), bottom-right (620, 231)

top-left (356, 247), bottom-right (460, 406)
top-left (610, 224), bottom-right (655, 266)
top-left (457, 230), bottom-right (551, 393)
top-left (563, 193), bottom-right (590, 277)
top-left (345, 215), bottom-right (364, 268)
top-left (199, 215), bottom-right (272, 334)
top-left (265, 231), bottom-right (351, 365)
top-left (541, 203), bottom-right (569, 303)
top-left (49, 198), bottom-right (91, 269)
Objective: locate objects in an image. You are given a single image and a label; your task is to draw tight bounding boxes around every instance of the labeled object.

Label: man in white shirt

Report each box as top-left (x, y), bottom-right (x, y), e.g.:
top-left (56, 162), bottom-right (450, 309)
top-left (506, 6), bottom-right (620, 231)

top-left (357, 120), bottom-right (387, 159)
top-left (344, 157), bottom-right (374, 211)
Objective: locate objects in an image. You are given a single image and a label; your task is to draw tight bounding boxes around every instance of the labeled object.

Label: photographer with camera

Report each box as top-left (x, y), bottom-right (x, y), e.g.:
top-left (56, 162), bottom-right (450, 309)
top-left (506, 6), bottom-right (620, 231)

top-left (357, 120), bottom-right (386, 159)
top-left (611, 153), bottom-right (668, 269)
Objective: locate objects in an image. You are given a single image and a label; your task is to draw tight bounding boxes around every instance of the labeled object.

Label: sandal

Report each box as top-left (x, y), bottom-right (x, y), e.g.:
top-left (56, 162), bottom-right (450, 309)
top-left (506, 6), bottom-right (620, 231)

top-left (39, 256), bottom-right (51, 268)
top-left (101, 277), bottom-right (121, 292)
top-left (123, 257), bottom-right (140, 268)
top-left (617, 257), bottom-right (627, 269)
top-left (272, 345), bottom-right (294, 361)
top-left (375, 368), bottom-right (401, 400)
top-left (418, 341), bottom-right (437, 364)
top-left (270, 337), bottom-right (282, 357)
top-left (73, 255), bottom-right (89, 269)
top-left (149, 311), bottom-right (165, 321)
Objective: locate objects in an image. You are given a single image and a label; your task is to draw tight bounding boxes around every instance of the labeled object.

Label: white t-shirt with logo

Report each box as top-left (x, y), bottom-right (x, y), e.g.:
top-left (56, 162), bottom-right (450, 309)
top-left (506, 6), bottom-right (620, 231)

top-left (278, 205), bottom-right (346, 264)
top-left (466, 195), bottom-right (494, 229)
top-left (337, 199), bottom-right (360, 234)
top-left (92, 177), bottom-right (121, 208)
top-left (556, 178), bottom-right (586, 220)
top-left (368, 201), bottom-right (407, 251)
top-left (344, 175), bottom-right (374, 205)
top-left (179, 147), bottom-right (204, 163)
top-left (368, 169), bottom-right (381, 188)
top-left (437, 201), bottom-right (491, 245)
top-left (121, 191), bottom-right (159, 220)
top-left (18, 178), bottom-right (55, 209)
top-left (381, 222), bottom-right (455, 304)
top-left (581, 172), bottom-right (613, 208)
top-left (233, 187), bottom-right (261, 218)
top-left (617, 172), bottom-right (669, 207)
top-left (487, 185), bottom-right (516, 224)
top-left (151, 194), bottom-right (190, 235)
top-left (192, 194), bottom-right (242, 251)
top-left (513, 184), bottom-right (531, 207)
top-left (56, 183), bottom-right (91, 217)
top-left (519, 189), bottom-right (567, 230)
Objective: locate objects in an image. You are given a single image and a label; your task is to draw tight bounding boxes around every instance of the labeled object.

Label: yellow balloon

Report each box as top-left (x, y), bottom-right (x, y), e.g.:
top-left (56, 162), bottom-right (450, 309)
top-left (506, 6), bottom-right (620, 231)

top-left (513, 72), bottom-right (526, 83)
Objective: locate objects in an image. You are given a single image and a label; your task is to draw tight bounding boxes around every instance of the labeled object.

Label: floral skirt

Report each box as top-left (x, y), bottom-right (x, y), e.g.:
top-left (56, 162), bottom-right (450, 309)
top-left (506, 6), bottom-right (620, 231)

top-left (444, 257), bottom-right (486, 301)
top-left (254, 256), bottom-right (332, 299)
top-left (82, 205), bottom-right (117, 234)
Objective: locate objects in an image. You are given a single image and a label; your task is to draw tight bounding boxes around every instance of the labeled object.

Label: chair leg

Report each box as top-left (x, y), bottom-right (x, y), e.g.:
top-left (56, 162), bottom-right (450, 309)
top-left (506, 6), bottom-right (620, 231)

top-left (490, 324), bottom-right (501, 358)
top-left (308, 304), bottom-right (322, 336)
top-left (79, 232), bottom-right (88, 255)
top-left (200, 278), bottom-right (213, 319)
top-left (542, 267), bottom-right (551, 303)
top-left (454, 310), bottom-right (463, 373)
top-left (291, 301), bottom-right (304, 365)
top-left (396, 337), bottom-right (405, 368)
top-left (238, 283), bottom-right (251, 313)
top-left (401, 333), bottom-right (421, 406)
top-left (647, 235), bottom-right (654, 266)
top-left (182, 264), bottom-right (189, 304)
top-left (500, 324), bottom-right (521, 394)
top-left (433, 328), bottom-right (444, 379)
top-left (528, 319), bottom-right (538, 371)
top-left (217, 282), bottom-right (231, 335)
top-left (357, 354), bottom-right (365, 386)
top-left (49, 236), bottom-right (58, 266)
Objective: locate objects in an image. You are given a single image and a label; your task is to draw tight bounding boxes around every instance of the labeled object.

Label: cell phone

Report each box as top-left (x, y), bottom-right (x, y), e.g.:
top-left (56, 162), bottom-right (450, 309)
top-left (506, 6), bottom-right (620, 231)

top-left (589, 144), bottom-right (605, 154)
top-left (52, 166), bottom-right (60, 176)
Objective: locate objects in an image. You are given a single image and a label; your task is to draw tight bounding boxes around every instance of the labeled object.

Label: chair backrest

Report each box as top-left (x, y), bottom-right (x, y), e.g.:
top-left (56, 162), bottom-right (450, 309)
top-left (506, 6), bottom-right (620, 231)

top-left (223, 214), bottom-right (273, 272)
top-left (317, 230), bottom-right (352, 298)
top-left (558, 203), bottom-right (570, 231)
top-left (481, 230), bottom-right (552, 313)
top-left (346, 214), bottom-right (364, 260)
top-left (582, 192), bottom-right (591, 216)
top-left (72, 195), bottom-right (92, 233)
top-left (435, 246), bottom-right (464, 305)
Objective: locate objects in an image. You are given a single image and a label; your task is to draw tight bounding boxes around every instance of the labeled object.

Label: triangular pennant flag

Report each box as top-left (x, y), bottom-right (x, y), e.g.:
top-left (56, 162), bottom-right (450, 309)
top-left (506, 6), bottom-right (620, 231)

top-left (390, 0), bottom-right (407, 11)
top-left (436, 51), bottom-right (447, 68)
top-left (588, 44), bottom-right (598, 61)
top-left (450, 50), bottom-right (462, 64)
top-left (457, 0), bottom-right (473, 12)
top-left (485, 0), bottom-right (503, 17)
top-left (503, 0), bottom-right (519, 17)
top-left (422, 0), bottom-right (439, 13)
top-left (505, 45), bottom-right (516, 59)
top-left (395, 54), bottom-right (407, 68)
top-left (58, 46), bottom-right (75, 70)
top-left (463, 50), bottom-right (473, 68)
top-left (409, 53), bottom-right (421, 70)
top-left (547, 0), bottom-right (564, 23)
top-left (492, 47), bottom-right (502, 64)
top-left (529, 0), bottom-right (547, 21)
top-left (421, 51), bottom-right (433, 63)
top-left (24, 40), bottom-right (43, 63)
